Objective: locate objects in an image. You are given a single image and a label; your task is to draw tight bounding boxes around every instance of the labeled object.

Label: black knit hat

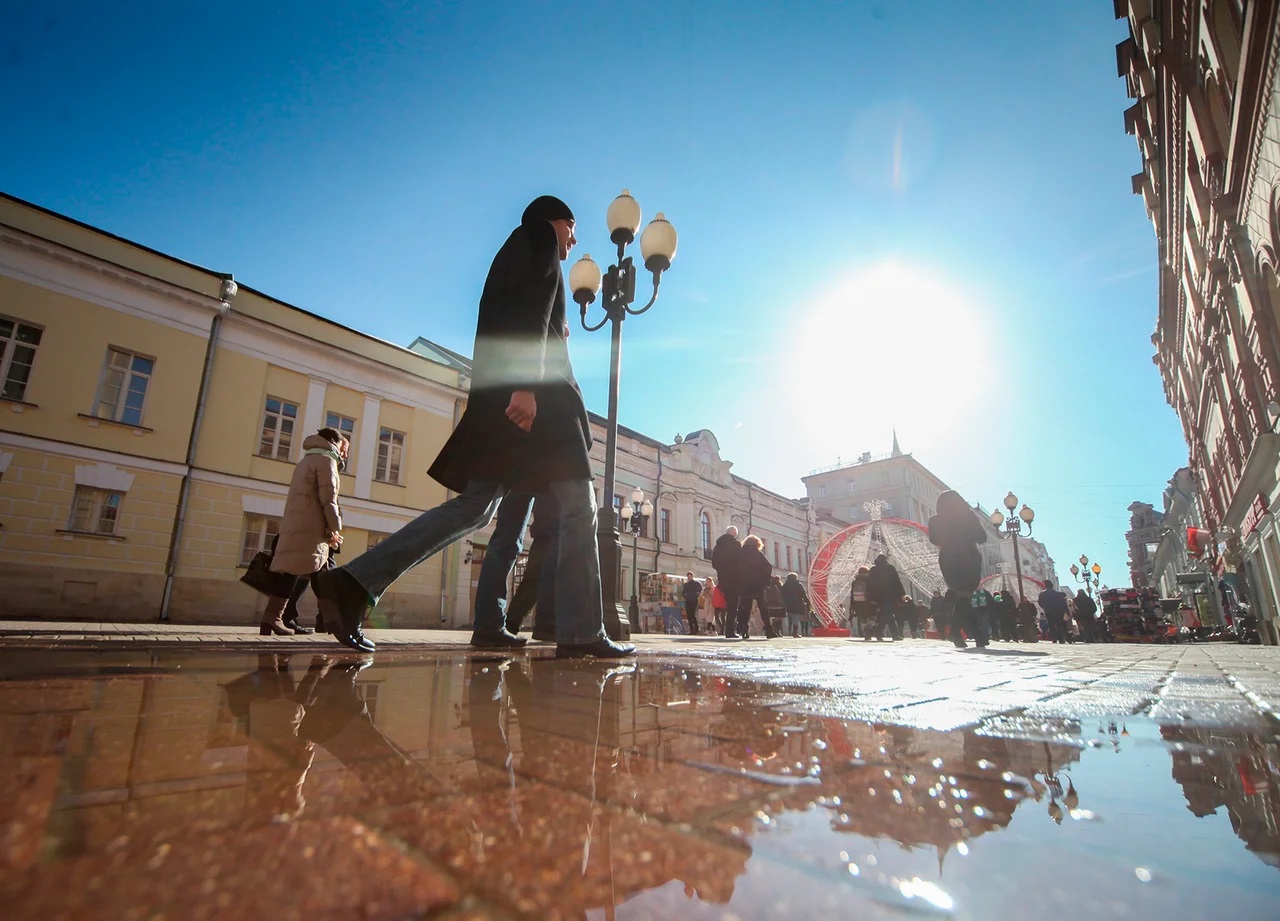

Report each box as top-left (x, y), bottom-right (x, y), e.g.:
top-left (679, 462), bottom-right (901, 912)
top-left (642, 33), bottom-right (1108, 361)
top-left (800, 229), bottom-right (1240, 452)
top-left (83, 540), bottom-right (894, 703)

top-left (522, 195), bottom-right (575, 226)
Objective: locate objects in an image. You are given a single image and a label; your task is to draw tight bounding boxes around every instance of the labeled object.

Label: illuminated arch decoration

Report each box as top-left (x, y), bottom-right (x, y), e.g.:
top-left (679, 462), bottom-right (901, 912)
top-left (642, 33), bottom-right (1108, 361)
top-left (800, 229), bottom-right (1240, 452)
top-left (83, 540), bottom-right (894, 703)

top-left (808, 503), bottom-right (945, 635)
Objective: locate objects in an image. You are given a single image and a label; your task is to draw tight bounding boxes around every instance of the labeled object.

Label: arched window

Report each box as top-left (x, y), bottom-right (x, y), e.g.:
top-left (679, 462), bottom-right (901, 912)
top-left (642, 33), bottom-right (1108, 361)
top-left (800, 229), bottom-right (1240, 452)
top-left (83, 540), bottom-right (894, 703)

top-left (700, 511), bottom-right (711, 551)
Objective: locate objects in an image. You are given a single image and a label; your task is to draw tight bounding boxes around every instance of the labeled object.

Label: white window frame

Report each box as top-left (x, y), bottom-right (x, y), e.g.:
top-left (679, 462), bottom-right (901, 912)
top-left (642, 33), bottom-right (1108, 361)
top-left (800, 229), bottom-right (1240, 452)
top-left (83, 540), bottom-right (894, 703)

top-left (0, 315), bottom-right (43, 403)
top-left (375, 427), bottom-right (405, 484)
top-left (324, 411), bottom-right (357, 443)
top-left (69, 486), bottom-right (124, 535)
top-left (259, 396), bottom-right (299, 460)
top-left (241, 514), bottom-right (280, 565)
top-left (94, 347), bottom-right (154, 426)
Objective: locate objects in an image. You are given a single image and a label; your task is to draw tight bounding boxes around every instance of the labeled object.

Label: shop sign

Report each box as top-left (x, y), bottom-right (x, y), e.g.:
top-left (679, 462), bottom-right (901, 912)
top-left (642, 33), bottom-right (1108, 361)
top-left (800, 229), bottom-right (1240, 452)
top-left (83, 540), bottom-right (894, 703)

top-left (1241, 492), bottom-right (1271, 538)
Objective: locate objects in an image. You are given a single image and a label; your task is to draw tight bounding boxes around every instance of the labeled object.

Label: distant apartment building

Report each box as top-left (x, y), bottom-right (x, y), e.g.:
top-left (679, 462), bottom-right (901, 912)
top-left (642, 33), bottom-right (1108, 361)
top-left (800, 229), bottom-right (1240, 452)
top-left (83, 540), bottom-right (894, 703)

top-left (801, 437), bottom-right (948, 529)
top-left (1125, 501), bottom-right (1165, 589)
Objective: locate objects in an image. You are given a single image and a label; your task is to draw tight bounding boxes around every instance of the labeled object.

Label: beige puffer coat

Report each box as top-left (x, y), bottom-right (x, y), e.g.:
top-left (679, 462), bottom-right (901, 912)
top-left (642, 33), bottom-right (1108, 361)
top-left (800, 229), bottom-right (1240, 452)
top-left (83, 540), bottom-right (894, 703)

top-left (270, 433), bottom-right (342, 576)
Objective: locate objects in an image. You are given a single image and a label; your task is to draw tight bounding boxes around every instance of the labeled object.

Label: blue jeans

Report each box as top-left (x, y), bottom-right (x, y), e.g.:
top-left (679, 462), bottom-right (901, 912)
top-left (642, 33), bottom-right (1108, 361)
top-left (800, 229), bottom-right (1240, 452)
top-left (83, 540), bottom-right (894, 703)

top-left (473, 491), bottom-right (535, 632)
top-left (343, 478), bottom-right (605, 645)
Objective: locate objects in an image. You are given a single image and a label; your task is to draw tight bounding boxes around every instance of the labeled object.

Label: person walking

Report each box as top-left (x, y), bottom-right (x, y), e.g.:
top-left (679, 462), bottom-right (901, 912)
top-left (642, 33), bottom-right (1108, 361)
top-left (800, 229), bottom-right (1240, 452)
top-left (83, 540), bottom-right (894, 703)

top-left (681, 571), bottom-right (703, 635)
top-left (259, 428), bottom-right (349, 636)
top-left (927, 490), bottom-right (989, 650)
top-left (734, 535), bottom-right (779, 639)
top-left (896, 594), bottom-right (918, 639)
top-left (313, 195), bottom-right (633, 659)
top-left (1073, 589), bottom-right (1098, 643)
top-left (506, 495), bottom-right (560, 639)
top-left (929, 589), bottom-right (950, 641)
top-left (781, 572), bottom-right (810, 638)
top-left (712, 526), bottom-right (744, 638)
top-left (849, 566), bottom-right (873, 638)
top-left (711, 579), bottom-right (729, 634)
top-left (765, 575), bottom-right (786, 637)
top-left (699, 577), bottom-right (716, 633)
top-left (1037, 579), bottom-right (1071, 644)
top-left (969, 585), bottom-right (995, 648)
top-left (864, 554), bottom-right (905, 641)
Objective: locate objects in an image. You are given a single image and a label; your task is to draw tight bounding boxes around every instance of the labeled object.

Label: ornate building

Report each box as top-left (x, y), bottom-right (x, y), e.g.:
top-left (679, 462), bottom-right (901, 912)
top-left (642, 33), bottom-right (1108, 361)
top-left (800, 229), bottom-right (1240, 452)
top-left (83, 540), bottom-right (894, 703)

top-left (1116, 0), bottom-right (1280, 642)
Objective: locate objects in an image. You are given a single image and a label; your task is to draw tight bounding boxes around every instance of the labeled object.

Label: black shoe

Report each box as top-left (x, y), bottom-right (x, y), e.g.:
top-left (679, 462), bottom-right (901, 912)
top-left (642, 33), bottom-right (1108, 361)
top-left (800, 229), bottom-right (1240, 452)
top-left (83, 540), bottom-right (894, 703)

top-left (531, 631), bottom-right (556, 642)
top-left (313, 569), bottom-right (375, 652)
top-left (555, 637), bottom-right (636, 659)
top-left (469, 629), bottom-right (528, 649)
top-left (284, 621), bottom-right (315, 635)
top-left (724, 632), bottom-right (741, 640)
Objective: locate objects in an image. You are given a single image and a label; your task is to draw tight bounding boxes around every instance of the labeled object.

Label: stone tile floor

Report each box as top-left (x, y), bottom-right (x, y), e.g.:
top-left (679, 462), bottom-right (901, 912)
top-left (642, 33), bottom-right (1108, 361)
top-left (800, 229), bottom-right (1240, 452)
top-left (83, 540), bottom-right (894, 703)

top-left (1, 625), bottom-right (1278, 919)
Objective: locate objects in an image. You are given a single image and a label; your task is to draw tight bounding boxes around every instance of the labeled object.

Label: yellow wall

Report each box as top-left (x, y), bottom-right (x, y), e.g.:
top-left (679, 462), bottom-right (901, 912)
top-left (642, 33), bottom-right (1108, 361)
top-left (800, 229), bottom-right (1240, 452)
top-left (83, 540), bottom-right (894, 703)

top-left (0, 274), bottom-right (208, 463)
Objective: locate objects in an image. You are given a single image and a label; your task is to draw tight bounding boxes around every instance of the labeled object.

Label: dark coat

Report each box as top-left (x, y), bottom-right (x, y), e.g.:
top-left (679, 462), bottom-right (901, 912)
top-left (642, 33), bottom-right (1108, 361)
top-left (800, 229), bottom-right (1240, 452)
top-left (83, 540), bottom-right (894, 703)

top-left (711, 533), bottom-right (743, 585)
top-left (1074, 593), bottom-right (1098, 619)
top-left (781, 574), bottom-right (809, 615)
top-left (865, 559), bottom-right (905, 607)
top-left (737, 545), bottom-right (773, 593)
top-left (428, 219), bottom-right (592, 493)
top-left (682, 578), bottom-right (703, 605)
top-left (928, 507), bottom-right (988, 595)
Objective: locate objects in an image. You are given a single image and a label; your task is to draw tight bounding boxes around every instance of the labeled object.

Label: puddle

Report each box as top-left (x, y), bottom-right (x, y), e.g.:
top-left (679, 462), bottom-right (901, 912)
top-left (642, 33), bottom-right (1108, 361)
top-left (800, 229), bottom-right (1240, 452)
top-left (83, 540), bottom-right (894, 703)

top-left (0, 649), bottom-right (1277, 920)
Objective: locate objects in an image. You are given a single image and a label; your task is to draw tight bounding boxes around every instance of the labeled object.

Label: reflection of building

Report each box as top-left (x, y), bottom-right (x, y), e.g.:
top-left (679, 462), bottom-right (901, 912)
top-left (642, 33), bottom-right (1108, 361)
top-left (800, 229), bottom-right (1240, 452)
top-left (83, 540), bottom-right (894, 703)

top-left (1161, 723), bottom-right (1280, 869)
top-left (1113, 1), bottom-right (1280, 642)
top-left (1126, 501), bottom-right (1165, 588)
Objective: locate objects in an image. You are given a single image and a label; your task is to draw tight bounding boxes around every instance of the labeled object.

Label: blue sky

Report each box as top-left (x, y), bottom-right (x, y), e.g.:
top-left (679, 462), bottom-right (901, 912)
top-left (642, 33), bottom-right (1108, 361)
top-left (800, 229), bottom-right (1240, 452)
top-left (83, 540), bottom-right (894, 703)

top-left (1, 1), bottom-right (1186, 585)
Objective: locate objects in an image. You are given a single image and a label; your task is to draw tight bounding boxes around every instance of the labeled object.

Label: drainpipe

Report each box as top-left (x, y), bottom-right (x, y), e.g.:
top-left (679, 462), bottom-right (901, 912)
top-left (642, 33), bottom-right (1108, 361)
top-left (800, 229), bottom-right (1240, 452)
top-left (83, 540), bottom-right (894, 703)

top-left (439, 393), bottom-right (466, 626)
top-left (747, 482), bottom-right (755, 533)
top-left (159, 277), bottom-right (236, 620)
top-left (653, 446), bottom-right (663, 575)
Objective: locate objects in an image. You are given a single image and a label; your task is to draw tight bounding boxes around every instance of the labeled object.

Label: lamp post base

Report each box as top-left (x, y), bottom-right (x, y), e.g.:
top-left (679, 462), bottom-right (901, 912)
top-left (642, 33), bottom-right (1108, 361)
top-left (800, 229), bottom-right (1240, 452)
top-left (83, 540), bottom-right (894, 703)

top-left (595, 524), bottom-right (632, 640)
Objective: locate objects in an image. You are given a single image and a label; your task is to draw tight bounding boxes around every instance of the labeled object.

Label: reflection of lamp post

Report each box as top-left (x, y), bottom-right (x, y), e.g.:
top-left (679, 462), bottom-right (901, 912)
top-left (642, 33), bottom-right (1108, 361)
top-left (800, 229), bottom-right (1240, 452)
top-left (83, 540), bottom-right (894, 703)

top-left (1069, 555), bottom-right (1102, 598)
top-left (989, 492), bottom-right (1036, 603)
top-left (571, 191), bottom-right (678, 639)
top-left (618, 488), bottom-right (652, 632)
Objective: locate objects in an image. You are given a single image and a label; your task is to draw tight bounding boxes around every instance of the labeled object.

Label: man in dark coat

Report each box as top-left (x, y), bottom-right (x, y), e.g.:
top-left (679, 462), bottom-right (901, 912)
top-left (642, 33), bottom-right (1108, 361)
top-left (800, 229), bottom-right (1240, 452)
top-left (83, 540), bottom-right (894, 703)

top-left (711, 526), bottom-right (743, 638)
top-left (315, 195), bottom-right (634, 659)
top-left (1037, 579), bottom-right (1071, 644)
top-left (864, 554), bottom-right (905, 641)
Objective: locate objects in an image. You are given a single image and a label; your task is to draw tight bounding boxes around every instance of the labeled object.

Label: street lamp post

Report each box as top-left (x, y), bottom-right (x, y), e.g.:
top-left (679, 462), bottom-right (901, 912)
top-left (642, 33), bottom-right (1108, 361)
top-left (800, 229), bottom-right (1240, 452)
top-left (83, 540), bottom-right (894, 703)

top-left (618, 488), bottom-right (653, 632)
top-left (1069, 555), bottom-right (1102, 598)
top-left (989, 491), bottom-right (1036, 603)
top-left (570, 190), bottom-right (678, 640)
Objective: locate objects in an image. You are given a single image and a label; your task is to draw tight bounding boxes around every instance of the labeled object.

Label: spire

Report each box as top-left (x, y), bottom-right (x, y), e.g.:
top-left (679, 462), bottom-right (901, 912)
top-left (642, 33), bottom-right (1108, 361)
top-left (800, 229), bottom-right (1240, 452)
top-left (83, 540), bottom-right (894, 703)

top-left (891, 428), bottom-right (902, 457)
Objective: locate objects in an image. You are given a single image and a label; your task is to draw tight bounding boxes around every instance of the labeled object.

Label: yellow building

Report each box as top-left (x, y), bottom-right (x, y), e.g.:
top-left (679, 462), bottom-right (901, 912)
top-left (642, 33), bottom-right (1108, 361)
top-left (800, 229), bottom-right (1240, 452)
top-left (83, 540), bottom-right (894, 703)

top-left (0, 193), bottom-right (468, 626)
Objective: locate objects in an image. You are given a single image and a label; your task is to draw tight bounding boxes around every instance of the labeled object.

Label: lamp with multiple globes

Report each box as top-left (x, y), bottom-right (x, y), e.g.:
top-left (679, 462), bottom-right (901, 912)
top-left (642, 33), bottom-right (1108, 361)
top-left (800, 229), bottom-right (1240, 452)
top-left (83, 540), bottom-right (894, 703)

top-left (570, 191), bottom-right (677, 638)
top-left (618, 488), bottom-right (654, 629)
top-left (1069, 555), bottom-right (1103, 597)
top-left (988, 491), bottom-right (1036, 603)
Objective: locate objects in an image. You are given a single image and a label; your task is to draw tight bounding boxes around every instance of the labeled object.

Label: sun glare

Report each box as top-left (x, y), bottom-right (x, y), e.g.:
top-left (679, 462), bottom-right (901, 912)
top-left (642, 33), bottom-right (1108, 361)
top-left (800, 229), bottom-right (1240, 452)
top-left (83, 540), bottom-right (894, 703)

top-left (787, 261), bottom-right (988, 455)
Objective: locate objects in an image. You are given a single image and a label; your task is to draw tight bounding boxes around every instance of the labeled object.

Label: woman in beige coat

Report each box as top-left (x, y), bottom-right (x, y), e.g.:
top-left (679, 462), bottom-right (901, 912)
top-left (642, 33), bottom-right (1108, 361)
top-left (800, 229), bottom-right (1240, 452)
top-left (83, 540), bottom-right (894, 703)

top-left (260, 428), bottom-right (348, 635)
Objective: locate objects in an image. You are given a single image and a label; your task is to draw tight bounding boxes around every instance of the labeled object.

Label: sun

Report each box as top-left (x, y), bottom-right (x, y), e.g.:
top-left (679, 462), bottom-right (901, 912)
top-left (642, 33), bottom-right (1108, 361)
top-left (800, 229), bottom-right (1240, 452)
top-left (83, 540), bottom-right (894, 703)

top-left (786, 261), bottom-right (988, 452)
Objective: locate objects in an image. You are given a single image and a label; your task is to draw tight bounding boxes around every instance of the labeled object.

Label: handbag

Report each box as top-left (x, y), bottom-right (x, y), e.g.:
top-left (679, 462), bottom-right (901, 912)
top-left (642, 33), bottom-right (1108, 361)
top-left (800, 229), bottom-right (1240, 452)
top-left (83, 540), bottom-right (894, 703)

top-left (239, 546), bottom-right (295, 597)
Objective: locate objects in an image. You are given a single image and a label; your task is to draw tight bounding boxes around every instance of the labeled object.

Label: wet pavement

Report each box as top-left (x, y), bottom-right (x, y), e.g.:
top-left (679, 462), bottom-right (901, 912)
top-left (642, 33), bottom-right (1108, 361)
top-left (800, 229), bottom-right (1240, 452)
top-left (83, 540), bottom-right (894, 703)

top-left (1, 635), bottom-right (1279, 920)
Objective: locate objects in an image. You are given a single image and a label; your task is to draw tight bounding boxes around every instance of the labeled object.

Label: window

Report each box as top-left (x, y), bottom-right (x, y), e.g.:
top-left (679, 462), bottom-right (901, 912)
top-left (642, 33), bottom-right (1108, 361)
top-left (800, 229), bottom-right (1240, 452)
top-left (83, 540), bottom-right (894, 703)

top-left (240, 515), bottom-right (280, 565)
top-left (94, 348), bottom-right (153, 426)
top-left (847, 481), bottom-right (856, 492)
top-left (786, 546), bottom-right (793, 570)
top-left (69, 486), bottom-right (123, 535)
top-left (259, 397), bottom-right (298, 459)
top-left (659, 508), bottom-right (671, 543)
top-left (375, 427), bottom-right (404, 484)
top-left (0, 316), bottom-right (42, 402)
top-left (700, 511), bottom-right (711, 551)
top-left (774, 541), bottom-right (780, 565)
top-left (818, 485), bottom-right (827, 497)
top-left (324, 411), bottom-right (357, 443)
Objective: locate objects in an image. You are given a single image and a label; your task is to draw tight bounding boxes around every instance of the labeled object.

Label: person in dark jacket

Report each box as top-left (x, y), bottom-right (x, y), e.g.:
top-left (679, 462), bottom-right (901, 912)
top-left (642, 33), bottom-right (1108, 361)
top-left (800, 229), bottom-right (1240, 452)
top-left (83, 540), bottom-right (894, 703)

top-left (314, 196), bottom-right (633, 660)
top-left (864, 554), bottom-right (905, 641)
top-left (712, 526), bottom-right (744, 638)
top-left (734, 535), bottom-right (779, 639)
top-left (781, 572), bottom-right (810, 638)
top-left (681, 571), bottom-right (703, 635)
top-left (764, 575), bottom-right (786, 635)
top-left (928, 490), bottom-right (988, 649)
top-left (1073, 589), bottom-right (1099, 643)
top-left (1037, 579), bottom-right (1071, 643)
top-left (849, 566), bottom-right (873, 637)
top-left (929, 589), bottom-right (950, 641)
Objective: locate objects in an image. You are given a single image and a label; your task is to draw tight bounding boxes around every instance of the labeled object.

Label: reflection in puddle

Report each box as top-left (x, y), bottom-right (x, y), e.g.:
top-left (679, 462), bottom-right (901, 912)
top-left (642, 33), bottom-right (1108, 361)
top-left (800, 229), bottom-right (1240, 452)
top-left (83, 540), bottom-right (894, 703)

top-left (0, 650), bottom-right (1277, 920)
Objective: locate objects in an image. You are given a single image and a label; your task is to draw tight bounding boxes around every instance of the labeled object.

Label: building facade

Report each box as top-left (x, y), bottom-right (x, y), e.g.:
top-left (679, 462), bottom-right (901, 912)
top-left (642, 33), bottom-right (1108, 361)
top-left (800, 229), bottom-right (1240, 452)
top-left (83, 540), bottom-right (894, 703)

top-left (0, 194), bottom-right (816, 628)
top-left (1116, 0), bottom-right (1280, 642)
top-left (801, 441), bottom-right (948, 530)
